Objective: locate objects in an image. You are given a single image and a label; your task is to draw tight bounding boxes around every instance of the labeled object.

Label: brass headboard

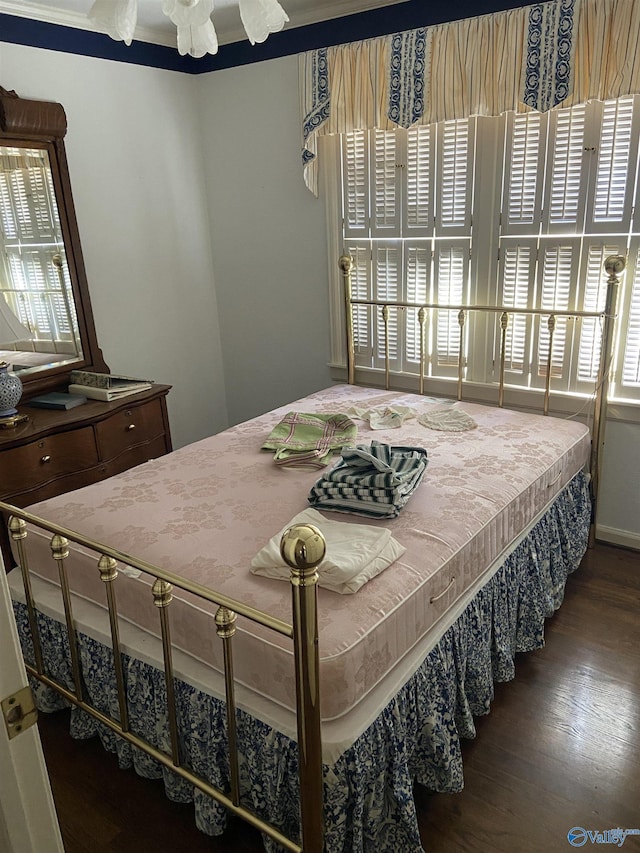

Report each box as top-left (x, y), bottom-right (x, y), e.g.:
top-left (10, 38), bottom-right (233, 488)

top-left (339, 253), bottom-right (625, 537)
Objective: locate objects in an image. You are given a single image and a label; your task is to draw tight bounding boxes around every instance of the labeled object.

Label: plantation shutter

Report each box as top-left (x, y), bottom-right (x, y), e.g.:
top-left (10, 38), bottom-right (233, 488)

top-left (371, 130), bottom-right (401, 236)
top-left (501, 112), bottom-right (545, 234)
top-left (405, 126), bottom-right (433, 237)
top-left (497, 241), bottom-right (537, 378)
top-left (574, 97), bottom-right (640, 394)
top-left (621, 241), bottom-right (640, 390)
top-left (404, 243), bottom-right (430, 369)
top-left (497, 99), bottom-right (640, 398)
top-left (534, 241), bottom-right (577, 386)
top-left (343, 242), bottom-right (374, 365)
top-left (372, 242), bottom-right (401, 369)
top-left (342, 130), bottom-right (369, 238)
top-left (0, 150), bottom-right (60, 242)
top-left (435, 120), bottom-right (472, 235)
top-left (433, 243), bottom-right (469, 373)
top-left (544, 104), bottom-right (588, 234)
top-left (340, 123), bottom-right (473, 377)
top-left (572, 241), bottom-right (624, 392)
top-left (584, 97), bottom-right (639, 234)
top-left (337, 100), bottom-right (639, 401)
top-left (0, 147), bottom-right (71, 344)
top-left (432, 120), bottom-right (473, 371)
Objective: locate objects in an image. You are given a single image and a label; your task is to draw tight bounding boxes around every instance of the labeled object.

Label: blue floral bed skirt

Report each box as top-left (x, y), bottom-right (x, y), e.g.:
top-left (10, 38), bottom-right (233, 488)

top-left (13, 471), bottom-right (590, 853)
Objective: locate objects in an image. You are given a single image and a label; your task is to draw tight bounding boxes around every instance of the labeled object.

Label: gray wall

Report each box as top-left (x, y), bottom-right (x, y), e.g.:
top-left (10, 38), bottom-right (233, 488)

top-left (196, 57), bottom-right (332, 425)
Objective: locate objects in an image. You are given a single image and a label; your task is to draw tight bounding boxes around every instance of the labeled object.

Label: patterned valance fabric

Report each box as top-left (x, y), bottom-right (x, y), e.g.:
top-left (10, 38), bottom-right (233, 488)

top-left (300, 0), bottom-right (640, 194)
top-left (522, 0), bottom-right (577, 111)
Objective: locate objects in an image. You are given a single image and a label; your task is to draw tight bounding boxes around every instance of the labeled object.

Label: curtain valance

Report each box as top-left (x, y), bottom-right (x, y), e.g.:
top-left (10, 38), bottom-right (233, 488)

top-left (300, 0), bottom-right (640, 194)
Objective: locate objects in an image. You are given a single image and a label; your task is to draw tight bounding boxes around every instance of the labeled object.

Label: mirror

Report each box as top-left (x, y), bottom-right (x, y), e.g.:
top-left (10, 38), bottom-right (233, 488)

top-left (0, 86), bottom-right (108, 396)
top-left (0, 145), bottom-right (84, 372)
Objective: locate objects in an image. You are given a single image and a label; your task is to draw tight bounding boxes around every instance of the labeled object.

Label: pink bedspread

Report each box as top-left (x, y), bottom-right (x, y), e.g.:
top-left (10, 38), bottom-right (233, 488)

top-left (15, 385), bottom-right (590, 720)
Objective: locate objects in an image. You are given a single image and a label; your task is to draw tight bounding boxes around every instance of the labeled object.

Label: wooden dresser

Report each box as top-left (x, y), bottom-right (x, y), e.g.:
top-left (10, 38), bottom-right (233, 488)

top-left (0, 384), bottom-right (172, 570)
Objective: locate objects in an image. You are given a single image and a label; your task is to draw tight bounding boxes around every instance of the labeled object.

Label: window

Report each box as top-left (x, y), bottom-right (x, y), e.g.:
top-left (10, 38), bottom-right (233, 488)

top-left (327, 95), bottom-right (640, 404)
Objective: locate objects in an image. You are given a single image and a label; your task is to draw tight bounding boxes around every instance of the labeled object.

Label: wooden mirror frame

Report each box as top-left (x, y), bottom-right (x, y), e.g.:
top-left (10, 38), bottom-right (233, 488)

top-left (0, 86), bottom-right (108, 396)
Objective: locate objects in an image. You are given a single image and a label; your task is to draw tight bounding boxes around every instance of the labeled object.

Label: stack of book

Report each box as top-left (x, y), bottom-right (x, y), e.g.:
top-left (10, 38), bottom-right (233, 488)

top-left (68, 370), bottom-right (153, 402)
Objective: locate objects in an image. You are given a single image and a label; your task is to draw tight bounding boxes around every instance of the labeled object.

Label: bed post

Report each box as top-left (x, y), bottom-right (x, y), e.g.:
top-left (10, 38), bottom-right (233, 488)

top-left (51, 534), bottom-right (83, 701)
top-left (339, 254), bottom-right (356, 385)
top-left (9, 515), bottom-right (44, 675)
top-left (589, 254), bottom-right (624, 544)
top-left (281, 523), bottom-right (325, 853)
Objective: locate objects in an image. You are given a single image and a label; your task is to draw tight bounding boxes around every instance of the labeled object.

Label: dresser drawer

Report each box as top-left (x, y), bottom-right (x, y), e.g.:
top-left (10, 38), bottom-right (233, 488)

top-left (0, 427), bottom-right (99, 499)
top-left (1, 384), bottom-right (172, 574)
top-left (95, 399), bottom-right (165, 461)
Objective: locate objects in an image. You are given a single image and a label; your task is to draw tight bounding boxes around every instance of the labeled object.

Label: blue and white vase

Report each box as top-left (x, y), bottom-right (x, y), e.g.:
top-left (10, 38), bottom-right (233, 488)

top-left (0, 361), bottom-right (22, 417)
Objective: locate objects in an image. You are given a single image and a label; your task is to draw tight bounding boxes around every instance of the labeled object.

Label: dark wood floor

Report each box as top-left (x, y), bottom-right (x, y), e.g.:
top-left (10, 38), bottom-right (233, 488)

top-left (38, 543), bottom-right (640, 853)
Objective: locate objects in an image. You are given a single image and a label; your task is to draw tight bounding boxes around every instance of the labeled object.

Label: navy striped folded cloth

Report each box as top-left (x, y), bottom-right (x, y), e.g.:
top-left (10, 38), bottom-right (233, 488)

top-left (308, 440), bottom-right (428, 518)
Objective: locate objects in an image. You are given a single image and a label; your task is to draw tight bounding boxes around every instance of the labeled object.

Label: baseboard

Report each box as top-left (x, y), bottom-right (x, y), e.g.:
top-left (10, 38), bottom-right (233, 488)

top-left (595, 524), bottom-right (640, 552)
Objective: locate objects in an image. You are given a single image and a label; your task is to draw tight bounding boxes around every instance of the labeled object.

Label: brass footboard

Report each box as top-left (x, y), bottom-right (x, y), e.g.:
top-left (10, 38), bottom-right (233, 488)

top-left (3, 503), bottom-right (326, 853)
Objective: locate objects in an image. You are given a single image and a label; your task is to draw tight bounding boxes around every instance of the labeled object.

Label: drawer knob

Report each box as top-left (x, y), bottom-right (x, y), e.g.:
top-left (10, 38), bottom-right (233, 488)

top-left (40, 455), bottom-right (51, 464)
top-left (126, 423), bottom-right (136, 431)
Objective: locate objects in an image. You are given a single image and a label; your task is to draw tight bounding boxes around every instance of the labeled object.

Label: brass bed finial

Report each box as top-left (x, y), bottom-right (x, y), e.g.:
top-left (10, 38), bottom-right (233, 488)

top-left (280, 522), bottom-right (326, 578)
top-left (604, 255), bottom-right (626, 278)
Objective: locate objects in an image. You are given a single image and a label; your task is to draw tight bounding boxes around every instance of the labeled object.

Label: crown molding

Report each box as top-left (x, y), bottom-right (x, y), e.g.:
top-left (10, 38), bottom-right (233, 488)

top-left (0, 2), bottom-right (92, 32)
top-left (0, 1), bottom-right (176, 47)
top-left (0, 0), bottom-right (408, 48)
top-left (218, 0), bottom-right (408, 45)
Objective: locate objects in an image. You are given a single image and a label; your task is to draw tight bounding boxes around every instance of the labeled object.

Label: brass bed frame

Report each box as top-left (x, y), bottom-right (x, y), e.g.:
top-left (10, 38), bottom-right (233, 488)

top-left (3, 507), bottom-right (326, 853)
top-left (2, 253), bottom-right (624, 852)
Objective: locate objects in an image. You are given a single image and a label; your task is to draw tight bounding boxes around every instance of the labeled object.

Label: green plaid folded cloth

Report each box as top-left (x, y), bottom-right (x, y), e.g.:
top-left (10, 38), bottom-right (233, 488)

top-left (262, 412), bottom-right (357, 469)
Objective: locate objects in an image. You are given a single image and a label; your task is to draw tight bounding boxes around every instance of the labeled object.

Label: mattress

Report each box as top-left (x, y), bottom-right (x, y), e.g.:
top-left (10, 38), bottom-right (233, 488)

top-left (9, 385), bottom-right (590, 730)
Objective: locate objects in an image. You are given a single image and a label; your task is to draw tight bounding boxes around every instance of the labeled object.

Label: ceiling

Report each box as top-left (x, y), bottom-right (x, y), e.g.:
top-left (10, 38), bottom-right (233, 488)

top-left (0, 0), bottom-right (409, 48)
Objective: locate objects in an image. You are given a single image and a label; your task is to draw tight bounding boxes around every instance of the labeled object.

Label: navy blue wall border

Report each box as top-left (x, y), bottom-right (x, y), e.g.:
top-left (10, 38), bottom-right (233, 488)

top-left (0, 13), bottom-right (197, 72)
top-left (0, 0), bottom-right (534, 74)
